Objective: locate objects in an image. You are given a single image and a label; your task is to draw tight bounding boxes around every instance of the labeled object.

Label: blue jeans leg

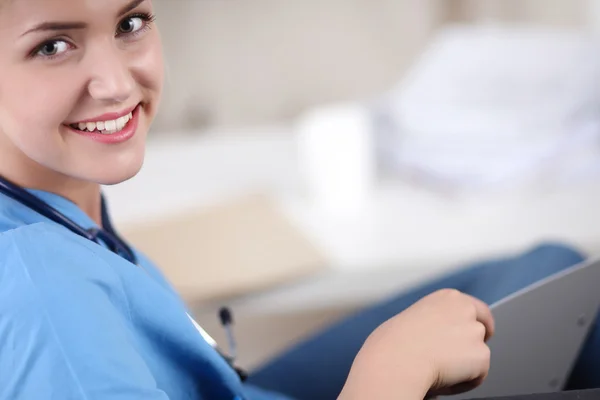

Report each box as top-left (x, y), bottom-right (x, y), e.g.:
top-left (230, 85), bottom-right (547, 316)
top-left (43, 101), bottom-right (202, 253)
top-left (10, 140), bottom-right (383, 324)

top-left (248, 243), bottom-right (586, 400)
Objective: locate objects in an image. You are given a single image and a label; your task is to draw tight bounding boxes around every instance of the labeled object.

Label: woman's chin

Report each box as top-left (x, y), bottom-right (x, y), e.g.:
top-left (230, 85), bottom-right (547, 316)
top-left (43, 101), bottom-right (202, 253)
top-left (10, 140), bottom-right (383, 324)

top-left (97, 172), bottom-right (139, 186)
top-left (97, 166), bottom-right (143, 186)
top-left (87, 156), bottom-right (145, 186)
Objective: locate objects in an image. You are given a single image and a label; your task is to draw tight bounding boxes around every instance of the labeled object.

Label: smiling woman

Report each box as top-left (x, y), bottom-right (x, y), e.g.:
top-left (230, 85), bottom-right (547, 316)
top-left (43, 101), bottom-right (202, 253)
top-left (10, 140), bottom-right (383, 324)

top-left (0, 0), bottom-right (163, 223)
top-left (0, 1), bottom-right (503, 400)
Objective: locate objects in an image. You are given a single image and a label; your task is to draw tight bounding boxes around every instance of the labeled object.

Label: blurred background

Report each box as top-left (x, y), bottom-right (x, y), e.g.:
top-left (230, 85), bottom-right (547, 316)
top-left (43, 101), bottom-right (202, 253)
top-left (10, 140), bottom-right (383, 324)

top-left (103, 0), bottom-right (600, 368)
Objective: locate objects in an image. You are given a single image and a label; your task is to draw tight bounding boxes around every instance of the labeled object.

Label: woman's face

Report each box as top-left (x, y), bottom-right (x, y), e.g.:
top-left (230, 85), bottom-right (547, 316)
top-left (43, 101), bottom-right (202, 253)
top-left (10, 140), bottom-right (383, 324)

top-left (0, 0), bottom-right (163, 186)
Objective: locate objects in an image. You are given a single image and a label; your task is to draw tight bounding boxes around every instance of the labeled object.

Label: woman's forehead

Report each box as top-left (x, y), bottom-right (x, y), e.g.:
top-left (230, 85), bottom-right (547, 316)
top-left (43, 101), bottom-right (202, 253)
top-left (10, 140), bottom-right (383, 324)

top-left (2, 0), bottom-right (146, 20)
top-left (0, 0), bottom-right (148, 35)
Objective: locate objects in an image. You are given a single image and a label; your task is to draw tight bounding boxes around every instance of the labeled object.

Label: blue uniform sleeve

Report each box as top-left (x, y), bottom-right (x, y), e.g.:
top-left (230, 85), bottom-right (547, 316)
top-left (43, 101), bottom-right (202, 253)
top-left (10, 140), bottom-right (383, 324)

top-left (0, 225), bottom-right (170, 400)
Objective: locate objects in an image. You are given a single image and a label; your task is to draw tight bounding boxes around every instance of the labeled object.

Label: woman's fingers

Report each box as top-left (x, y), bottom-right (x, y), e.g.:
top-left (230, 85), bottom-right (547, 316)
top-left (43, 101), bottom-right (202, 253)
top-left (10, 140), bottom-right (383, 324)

top-left (469, 295), bottom-right (495, 341)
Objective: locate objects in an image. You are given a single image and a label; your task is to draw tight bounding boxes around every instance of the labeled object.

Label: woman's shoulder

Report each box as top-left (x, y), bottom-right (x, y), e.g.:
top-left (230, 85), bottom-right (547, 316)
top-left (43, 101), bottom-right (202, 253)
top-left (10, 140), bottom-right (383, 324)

top-left (0, 221), bottom-right (99, 257)
top-left (0, 222), bottom-right (133, 296)
top-left (0, 221), bottom-right (104, 288)
top-left (0, 222), bottom-right (140, 341)
top-left (0, 222), bottom-right (184, 319)
top-left (0, 226), bottom-right (176, 400)
top-left (0, 221), bottom-right (72, 251)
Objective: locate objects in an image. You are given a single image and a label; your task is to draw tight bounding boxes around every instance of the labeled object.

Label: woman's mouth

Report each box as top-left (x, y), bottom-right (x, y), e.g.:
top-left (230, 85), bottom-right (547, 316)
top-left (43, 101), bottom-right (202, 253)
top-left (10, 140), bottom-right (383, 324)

top-left (69, 110), bottom-right (134, 135)
top-left (65, 104), bottom-right (141, 144)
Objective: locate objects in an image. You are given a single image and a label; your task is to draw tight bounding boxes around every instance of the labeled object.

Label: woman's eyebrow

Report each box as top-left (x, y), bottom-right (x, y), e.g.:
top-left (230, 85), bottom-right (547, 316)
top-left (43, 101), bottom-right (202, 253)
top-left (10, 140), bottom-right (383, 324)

top-left (20, 22), bottom-right (87, 37)
top-left (119, 0), bottom-right (146, 17)
top-left (19, 0), bottom-right (147, 38)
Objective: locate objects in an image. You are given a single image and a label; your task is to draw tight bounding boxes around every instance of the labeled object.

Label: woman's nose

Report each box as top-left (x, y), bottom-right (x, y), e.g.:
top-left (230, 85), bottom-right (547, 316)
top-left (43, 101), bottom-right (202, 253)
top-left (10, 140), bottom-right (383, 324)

top-left (86, 45), bottom-right (135, 103)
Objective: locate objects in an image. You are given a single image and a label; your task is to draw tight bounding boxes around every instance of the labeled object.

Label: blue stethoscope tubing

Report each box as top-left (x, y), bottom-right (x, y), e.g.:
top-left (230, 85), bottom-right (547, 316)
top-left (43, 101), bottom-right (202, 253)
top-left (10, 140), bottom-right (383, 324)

top-left (0, 175), bottom-right (138, 264)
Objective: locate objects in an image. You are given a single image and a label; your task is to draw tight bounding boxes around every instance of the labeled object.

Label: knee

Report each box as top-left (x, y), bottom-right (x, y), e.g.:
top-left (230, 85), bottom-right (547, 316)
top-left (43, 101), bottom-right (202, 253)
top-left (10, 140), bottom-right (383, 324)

top-left (525, 242), bottom-right (586, 266)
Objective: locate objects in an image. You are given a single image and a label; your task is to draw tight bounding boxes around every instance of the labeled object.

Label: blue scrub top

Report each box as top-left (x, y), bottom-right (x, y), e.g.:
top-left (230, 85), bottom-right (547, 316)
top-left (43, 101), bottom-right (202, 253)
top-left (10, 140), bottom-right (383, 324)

top-left (0, 190), bottom-right (291, 400)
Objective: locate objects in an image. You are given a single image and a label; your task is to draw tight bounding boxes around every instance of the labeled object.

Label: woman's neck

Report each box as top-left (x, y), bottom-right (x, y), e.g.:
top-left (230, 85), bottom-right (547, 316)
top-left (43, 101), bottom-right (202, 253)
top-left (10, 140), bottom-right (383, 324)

top-left (0, 143), bottom-right (103, 226)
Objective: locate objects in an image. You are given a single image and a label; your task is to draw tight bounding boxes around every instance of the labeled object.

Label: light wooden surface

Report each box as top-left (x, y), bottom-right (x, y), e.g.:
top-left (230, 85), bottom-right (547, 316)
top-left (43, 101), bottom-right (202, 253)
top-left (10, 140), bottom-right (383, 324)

top-left (122, 193), bottom-right (328, 303)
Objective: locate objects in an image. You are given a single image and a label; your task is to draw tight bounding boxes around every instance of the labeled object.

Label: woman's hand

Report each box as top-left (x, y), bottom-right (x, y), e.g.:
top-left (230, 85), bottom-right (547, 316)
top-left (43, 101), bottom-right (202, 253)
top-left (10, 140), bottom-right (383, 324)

top-left (339, 289), bottom-right (495, 400)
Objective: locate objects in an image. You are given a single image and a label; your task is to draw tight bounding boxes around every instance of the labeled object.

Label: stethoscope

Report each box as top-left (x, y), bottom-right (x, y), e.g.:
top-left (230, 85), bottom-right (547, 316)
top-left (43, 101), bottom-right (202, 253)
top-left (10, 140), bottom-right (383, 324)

top-left (0, 175), bottom-right (247, 382)
top-left (0, 174), bottom-right (138, 264)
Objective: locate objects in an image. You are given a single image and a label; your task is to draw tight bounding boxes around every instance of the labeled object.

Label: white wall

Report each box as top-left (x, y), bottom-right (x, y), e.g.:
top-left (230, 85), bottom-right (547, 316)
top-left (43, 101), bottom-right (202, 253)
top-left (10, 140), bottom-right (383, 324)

top-left (152, 0), bottom-right (442, 130)
top-left (586, 0), bottom-right (600, 32)
top-left (457, 0), bottom-right (585, 25)
top-left (151, 0), bottom-right (591, 132)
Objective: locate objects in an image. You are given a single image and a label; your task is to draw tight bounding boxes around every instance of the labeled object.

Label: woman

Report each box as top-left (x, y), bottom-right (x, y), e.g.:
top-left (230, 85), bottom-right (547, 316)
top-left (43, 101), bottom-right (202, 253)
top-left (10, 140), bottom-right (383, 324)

top-left (0, 0), bottom-right (584, 399)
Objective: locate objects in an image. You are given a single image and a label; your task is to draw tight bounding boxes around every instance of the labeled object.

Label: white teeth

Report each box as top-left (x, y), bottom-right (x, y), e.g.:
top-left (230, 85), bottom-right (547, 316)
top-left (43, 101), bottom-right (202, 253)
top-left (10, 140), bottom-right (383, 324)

top-left (71, 109), bottom-right (135, 134)
top-left (104, 120), bottom-right (117, 131)
top-left (116, 116), bottom-right (126, 130)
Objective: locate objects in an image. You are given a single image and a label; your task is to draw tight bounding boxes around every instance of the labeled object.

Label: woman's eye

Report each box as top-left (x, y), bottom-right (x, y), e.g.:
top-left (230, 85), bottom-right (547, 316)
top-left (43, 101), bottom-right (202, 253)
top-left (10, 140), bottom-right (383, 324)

top-left (36, 40), bottom-right (70, 57)
top-left (118, 16), bottom-right (145, 34)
